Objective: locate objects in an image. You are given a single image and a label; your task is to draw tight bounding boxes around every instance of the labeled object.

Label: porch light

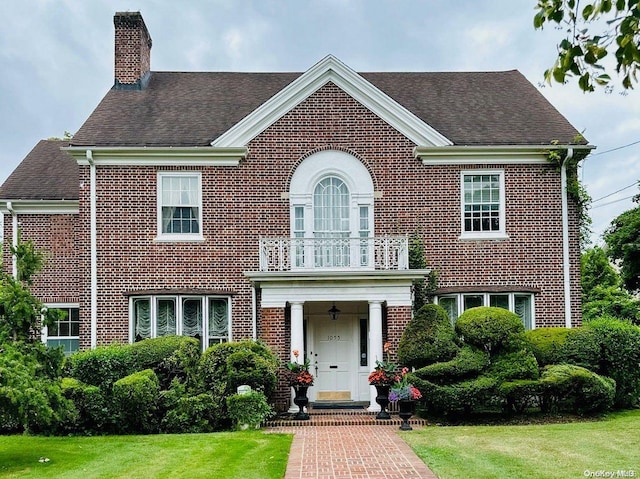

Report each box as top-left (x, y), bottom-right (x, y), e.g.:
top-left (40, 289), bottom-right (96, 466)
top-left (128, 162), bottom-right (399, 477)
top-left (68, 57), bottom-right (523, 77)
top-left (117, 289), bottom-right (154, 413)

top-left (328, 302), bottom-right (340, 321)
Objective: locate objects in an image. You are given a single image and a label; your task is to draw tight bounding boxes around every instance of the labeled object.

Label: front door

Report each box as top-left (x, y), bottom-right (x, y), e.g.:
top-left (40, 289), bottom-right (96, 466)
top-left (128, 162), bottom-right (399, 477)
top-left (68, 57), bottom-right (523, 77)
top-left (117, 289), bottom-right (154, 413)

top-left (311, 315), bottom-right (353, 401)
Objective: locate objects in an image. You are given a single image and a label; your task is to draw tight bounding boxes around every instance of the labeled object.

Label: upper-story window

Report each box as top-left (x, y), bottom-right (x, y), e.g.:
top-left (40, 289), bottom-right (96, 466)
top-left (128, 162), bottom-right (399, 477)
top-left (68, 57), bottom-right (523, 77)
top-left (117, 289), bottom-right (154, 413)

top-left (460, 170), bottom-right (507, 239)
top-left (289, 151), bottom-right (375, 270)
top-left (157, 172), bottom-right (203, 240)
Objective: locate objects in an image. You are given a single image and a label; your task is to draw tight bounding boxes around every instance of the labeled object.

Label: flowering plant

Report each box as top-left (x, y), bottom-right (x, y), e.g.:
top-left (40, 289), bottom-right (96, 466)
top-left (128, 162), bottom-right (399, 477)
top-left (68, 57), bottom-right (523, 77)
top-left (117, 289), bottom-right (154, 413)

top-left (285, 349), bottom-right (314, 387)
top-left (368, 342), bottom-right (397, 386)
top-left (389, 367), bottom-right (422, 401)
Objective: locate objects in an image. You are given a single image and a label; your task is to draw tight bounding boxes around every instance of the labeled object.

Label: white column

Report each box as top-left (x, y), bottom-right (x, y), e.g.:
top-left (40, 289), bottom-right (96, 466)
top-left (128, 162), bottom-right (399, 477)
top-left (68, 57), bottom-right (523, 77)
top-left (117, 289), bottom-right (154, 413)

top-left (367, 300), bottom-right (383, 412)
top-left (289, 301), bottom-right (305, 412)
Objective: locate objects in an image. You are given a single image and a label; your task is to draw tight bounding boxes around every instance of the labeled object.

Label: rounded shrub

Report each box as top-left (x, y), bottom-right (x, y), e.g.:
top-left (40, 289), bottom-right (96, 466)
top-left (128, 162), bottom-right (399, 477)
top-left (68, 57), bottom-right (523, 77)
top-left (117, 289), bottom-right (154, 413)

top-left (525, 327), bottom-right (599, 369)
top-left (397, 303), bottom-right (459, 368)
top-left (67, 344), bottom-right (134, 391)
top-left (585, 317), bottom-right (640, 408)
top-left (226, 391), bottom-right (273, 430)
top-left (113, 369), bottom-right (160, 434)
top-left (161, 392), bottom-right (220, 433)
top-left (455, 307), bottom-right (525, 353)
top-left (199, 340), bottom-right (279, 399)
top-left (539, 364), bottom-right (615, 414)
top-left (61, 377), bottom-right (110, 434)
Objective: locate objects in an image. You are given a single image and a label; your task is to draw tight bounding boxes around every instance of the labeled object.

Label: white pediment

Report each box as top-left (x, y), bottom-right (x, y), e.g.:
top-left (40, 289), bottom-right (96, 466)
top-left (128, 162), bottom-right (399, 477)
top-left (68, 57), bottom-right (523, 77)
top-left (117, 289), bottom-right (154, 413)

top-left (211, 55), bottom-right (452, 148)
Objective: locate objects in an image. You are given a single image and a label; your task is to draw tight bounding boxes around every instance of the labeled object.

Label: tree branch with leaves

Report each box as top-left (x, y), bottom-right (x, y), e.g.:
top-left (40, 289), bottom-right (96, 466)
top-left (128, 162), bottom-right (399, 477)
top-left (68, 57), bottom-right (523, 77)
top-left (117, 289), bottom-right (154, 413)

top-left (534, 0), bottom-right (640, 91)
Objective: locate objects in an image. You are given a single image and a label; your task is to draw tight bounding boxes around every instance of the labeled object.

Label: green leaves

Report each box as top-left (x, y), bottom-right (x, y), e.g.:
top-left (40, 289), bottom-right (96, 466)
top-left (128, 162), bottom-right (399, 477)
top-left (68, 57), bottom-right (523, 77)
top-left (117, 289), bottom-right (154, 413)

top-left (535, 0), bottom-right (640, 91)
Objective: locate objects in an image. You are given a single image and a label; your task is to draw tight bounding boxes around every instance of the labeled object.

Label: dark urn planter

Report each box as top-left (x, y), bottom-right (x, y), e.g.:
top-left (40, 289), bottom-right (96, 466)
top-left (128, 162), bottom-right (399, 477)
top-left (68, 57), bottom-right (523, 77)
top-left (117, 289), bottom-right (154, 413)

top-left (374, 385), bottom-right (391, 419)
top-left (398, 399), bottom-right (415, 430)
top-left (293, 386), bottom-right (310, 420)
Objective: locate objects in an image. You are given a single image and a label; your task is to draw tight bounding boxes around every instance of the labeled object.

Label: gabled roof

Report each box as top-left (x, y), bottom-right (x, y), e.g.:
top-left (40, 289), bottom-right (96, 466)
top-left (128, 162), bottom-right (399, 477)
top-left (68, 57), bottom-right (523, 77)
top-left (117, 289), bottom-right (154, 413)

top-left (71, 62), bottom-right (584, 148)
top-left (0, 140), bottom-right (77, 200)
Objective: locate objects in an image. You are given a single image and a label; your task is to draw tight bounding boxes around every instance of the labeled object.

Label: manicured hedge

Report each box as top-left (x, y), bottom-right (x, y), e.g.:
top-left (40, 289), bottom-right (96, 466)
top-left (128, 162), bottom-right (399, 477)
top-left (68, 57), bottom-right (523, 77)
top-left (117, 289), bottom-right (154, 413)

top-left (525, 327), bottom-right (599, 369)
top-left (226, 391), bottom-right (273, 430)
top-left (113, 369), bottom-right (160, 434)
top-left (61, 377), bottom-right (110, 433)
top-left (68, 336), bottom-right (201, 391)
top-left (455, 307), bottom-right (525, 353)
top-left (415, 345), bottom-right (489, 382)
top-left (397, 303), bottom-right (459, 368)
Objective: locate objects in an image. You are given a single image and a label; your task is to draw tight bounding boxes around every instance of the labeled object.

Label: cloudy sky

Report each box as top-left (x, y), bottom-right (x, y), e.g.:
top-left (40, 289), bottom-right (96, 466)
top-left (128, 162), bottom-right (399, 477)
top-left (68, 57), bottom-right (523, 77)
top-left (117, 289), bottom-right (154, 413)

top-left (1, 0), bottom-right (638, 244)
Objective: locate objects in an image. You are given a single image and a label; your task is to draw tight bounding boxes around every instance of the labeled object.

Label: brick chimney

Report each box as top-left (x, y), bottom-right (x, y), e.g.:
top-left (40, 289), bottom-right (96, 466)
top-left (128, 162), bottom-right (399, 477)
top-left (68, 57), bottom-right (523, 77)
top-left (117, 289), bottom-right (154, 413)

top-left (113, 11), bottom-right (152, 90)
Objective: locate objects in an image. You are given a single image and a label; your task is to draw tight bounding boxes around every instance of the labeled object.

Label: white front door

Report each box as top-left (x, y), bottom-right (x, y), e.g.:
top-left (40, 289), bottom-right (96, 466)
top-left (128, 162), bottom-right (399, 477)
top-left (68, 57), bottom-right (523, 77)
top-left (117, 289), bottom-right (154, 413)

top-left (311, 315), bottom-right (353, 400)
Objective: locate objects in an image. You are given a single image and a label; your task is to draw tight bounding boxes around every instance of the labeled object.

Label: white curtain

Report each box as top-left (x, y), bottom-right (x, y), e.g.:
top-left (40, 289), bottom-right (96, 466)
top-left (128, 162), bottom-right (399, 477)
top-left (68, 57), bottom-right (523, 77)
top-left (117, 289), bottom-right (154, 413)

top-left (134, 299), bottom-right (151, 339)
top-left (157, 299), bottom-right (176, 336)
top-left (182, 299), bottom-right (203, 337)
top-left (208, 299), bottom-right (228, 339)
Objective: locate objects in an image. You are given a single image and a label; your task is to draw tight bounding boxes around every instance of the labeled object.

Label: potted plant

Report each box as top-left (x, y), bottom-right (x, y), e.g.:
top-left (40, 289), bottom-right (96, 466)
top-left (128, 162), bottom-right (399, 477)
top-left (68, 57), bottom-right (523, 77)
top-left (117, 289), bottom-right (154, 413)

top-left (368, 342), bottom-right (396, 419)
top-left (389, 367), bottom-right (422, 430)
top-left (285, 349), bottom-right (314, 420)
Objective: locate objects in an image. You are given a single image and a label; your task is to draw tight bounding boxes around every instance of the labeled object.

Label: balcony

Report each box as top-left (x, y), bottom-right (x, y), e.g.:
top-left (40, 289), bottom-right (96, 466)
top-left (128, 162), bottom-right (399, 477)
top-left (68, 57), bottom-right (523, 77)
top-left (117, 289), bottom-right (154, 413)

top-left (258, 235), bottom-right (408, 272)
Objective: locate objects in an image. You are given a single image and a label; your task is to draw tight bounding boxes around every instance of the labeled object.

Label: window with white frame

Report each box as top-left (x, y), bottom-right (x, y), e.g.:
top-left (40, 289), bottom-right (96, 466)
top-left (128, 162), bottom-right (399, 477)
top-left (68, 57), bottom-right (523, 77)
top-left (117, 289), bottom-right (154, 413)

top-left (436, 292), bottom-right (535, 329)
top-left (461, 171), bottom-right (506, 239)
top-left (44, 306), bottom-right (80, 355)
top-left (132, 295), bottom-right (230, 350)
top-left (158, 172), bottom-right (202, 239)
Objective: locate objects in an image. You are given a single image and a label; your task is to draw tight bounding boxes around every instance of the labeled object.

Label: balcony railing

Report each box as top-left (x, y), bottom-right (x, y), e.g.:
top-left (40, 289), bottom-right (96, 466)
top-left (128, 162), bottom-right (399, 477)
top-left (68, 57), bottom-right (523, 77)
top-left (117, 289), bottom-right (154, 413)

top-left (258, 235), bottom-right (408, 272)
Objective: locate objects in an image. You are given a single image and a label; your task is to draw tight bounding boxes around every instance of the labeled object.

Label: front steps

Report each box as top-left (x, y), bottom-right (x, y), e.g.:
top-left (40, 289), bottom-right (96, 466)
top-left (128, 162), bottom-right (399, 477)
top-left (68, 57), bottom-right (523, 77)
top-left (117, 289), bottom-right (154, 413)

top-left (265, 406), bottom-right (429, 427)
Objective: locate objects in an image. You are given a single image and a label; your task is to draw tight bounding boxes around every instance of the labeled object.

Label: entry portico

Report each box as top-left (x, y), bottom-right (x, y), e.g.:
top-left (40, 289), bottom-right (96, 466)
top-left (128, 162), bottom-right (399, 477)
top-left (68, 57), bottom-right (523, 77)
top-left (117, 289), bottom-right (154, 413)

top-left (246, 270), bottom-right (428, 410)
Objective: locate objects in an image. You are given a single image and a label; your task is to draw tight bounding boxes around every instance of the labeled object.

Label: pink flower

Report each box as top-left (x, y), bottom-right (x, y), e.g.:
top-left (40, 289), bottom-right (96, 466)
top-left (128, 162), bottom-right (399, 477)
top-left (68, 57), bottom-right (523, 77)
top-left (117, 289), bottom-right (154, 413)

top-left (292, 349), bottom-right (299, 358)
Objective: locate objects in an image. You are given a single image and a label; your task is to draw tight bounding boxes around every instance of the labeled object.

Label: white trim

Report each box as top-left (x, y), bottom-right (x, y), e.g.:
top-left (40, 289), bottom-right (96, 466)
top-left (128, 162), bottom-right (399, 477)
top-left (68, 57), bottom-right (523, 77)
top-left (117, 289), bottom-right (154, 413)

top-left (561, 149), bottom-right (573, 328)
top-left (459, 169), bottom-right (507, 240)
top-left (65, 146), bottom-right (245, 166)
top-left (212, 55), bottom-right (452, 148)
top-left (156, 171), bottom-right (204, 241)
top-left (435, 292), bottom-right (536, 329)
top-left (415, 144), bottom-right (595, 165)
top-left (88, 150), bottom-right (98, 349)
top-left (0, 200), bottom-right (78, 215)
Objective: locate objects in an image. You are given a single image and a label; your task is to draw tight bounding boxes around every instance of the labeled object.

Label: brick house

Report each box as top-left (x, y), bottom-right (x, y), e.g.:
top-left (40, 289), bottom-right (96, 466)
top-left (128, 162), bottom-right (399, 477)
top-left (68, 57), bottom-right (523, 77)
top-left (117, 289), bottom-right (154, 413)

top-left (0, 12), bottom-right (592, 411)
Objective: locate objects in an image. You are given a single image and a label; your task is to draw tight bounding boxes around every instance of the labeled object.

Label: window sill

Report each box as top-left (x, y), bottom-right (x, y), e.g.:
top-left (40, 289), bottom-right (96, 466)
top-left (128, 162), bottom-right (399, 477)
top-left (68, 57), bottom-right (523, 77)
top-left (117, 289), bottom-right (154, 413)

top-left (154, 235), bottom-right (206, 243)
top-left (458, 233), bottom-right (509, 241)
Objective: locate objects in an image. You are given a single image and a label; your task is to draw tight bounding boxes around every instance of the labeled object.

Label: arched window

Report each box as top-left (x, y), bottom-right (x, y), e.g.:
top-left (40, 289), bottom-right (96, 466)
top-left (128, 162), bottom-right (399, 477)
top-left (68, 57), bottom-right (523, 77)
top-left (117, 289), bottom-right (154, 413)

top-left (289, 150), bottom-right (375, 270)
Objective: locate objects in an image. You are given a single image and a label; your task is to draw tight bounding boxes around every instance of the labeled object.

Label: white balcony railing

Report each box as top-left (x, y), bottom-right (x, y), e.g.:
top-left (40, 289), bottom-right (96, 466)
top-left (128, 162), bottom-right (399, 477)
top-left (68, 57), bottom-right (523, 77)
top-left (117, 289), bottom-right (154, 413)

top-left (258, 235), bottom-right (408, 272)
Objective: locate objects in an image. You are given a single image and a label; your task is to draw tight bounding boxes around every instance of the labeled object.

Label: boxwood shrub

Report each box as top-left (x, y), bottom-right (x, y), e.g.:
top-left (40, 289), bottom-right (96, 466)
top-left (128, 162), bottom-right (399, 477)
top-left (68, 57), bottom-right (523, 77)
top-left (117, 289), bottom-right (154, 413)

top-left (397, 303), bottom-right (459, 368)
top-left (455, 307), bottom-right (525, 354)
top-left (68, 336), bottom-right (201, 391)
top-left (414, 345), bottom-right (489, 383)
top-left (539, 364), bottom-right (615, 414)
top-left (525, 327), bottom-right (599, 369)
top-left (113, 369), bottom-right (160, 434)
top-left (61, 377), bottom-right (110, 434)
top-left (586, 317), bottom-right (640, 408)
top-left (160, 391), bottom-right (220, 433)
top-left (487, 349), bottom-right (539, 382)
top-left (226, 391), bottom-right (273, 430)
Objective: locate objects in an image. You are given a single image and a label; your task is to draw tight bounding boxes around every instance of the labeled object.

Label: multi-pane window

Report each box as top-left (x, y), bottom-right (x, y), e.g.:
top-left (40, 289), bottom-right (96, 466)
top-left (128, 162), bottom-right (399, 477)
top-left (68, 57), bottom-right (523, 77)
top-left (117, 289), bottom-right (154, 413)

top-left (436, 292), bottom-right (535, 329)
top-left (314, 176), bottom-right (350, 267)
top-left (293, 206), bottom-right (305, 267)
top-left (359, 206), bottom-right (370, 266)
top-left (159, 173), bottom-right (201, 237)
top-left (45, 306), bottom-right (80, 355)
top-left (132, 295), bottom-right (230, 350)
top-left (461, 171), bottom-right (505, 237)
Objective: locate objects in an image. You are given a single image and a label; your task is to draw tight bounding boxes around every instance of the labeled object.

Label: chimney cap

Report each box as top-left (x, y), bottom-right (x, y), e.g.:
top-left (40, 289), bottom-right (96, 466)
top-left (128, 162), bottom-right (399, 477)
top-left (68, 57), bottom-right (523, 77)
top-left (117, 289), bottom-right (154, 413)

top-left (113, 11), bottom-right (152, 48)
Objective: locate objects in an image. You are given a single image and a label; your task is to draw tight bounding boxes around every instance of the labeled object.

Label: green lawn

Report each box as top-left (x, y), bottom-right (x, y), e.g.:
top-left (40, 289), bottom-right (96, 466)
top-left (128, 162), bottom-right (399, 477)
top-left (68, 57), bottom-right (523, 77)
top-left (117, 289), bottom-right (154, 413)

top-left (0, 431), bottom-right (292, 479)
top-left (403, 409), bottom-right (640, 479)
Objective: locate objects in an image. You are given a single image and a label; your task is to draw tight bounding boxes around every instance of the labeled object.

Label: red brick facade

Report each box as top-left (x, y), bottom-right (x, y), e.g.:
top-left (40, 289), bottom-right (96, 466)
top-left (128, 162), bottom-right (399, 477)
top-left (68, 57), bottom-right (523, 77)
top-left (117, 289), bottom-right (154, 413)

top-left (2, 81), bottom-right (582, 351)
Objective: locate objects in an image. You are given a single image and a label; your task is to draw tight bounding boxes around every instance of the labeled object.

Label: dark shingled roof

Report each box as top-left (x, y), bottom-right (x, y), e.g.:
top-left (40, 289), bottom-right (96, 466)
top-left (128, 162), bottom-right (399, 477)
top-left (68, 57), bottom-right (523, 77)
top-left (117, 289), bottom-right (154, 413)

top-left (71, 70), bottom-right (584, 147)
top-left (2, 69), bottom-right (585, 202)
top-left (0, 140), bottom-right (78, 200)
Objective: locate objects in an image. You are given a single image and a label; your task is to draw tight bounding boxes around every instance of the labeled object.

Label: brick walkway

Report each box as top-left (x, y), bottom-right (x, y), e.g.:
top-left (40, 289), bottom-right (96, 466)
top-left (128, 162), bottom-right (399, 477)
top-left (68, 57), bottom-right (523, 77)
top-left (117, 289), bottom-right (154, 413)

top-left (267, 411), bottom-right (438, 478)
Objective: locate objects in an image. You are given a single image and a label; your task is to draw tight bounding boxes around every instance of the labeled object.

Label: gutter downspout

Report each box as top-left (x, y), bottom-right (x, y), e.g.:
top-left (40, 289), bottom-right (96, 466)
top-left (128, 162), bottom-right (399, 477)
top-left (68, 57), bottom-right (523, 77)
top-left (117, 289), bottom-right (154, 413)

top-left (561, 148), bottom-right (574, 328)
top-left (88, 150), bottom-right (98, 349)
top-left (6, 201), bottom-right (17, 279)
top-left (251, 285), bottom-right (257, 340)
